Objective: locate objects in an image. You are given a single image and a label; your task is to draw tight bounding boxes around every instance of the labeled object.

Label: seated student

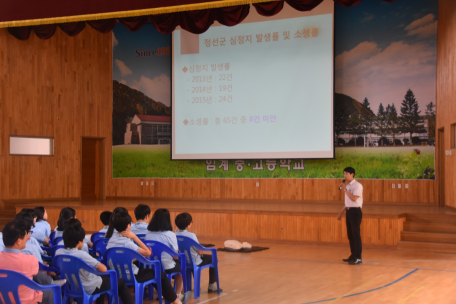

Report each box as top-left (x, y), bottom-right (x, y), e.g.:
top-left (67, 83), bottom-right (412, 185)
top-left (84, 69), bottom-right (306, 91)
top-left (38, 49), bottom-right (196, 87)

top-left (55, 219), bottom-right (134, 304)
top-left (146, 209), bottom-right (186, 298)
top-left (0, 220), bottom-right (54, 304)
top-left (175, 213), bottom-right (222, 293)
top-left (105, 212), bottom-right (189, 304)
top-left (32, 207), bottom-right (51, 238)
top-left (14, 213), bottom-right (45, 264)
top-left (21, 208), bottom-right (50, 247)
top-left (55, 207), bottom-right (92, 249)
top-left (99, 211), bottom-right (112, 234)
top-left (130, 204), bottom-right (151, 235)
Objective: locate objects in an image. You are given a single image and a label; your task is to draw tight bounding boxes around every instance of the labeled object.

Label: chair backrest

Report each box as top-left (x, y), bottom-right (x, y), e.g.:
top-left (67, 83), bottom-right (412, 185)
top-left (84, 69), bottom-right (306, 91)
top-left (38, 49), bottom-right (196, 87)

top-left (136, 234), bottom-right (146, 241)
top-left (91, 232), bottom-right (105, 243)
top-left (176, 236), bottom-right (206, 268)
top-left (0, 269), bottom-right (62, 304)
top-left (93, 238), bottom-right (109, 258)
top-left (105, 247), bottom-right (146, 284)
top-left (53, 237), bottom-right (63, 246)
top-left (143, 240), bottom-right (178, 267)
top-left (49, 231), bottom-right (56, 243)
top-left (50, 245), bottom-right (65, 257)
top-left (53, 254), bottom-right (97, 296)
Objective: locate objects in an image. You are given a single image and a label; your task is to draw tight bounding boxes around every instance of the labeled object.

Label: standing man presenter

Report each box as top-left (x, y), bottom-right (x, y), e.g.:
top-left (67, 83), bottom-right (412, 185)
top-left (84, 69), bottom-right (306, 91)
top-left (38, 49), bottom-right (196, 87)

top-left (337, 167), bottom-right (363, 265)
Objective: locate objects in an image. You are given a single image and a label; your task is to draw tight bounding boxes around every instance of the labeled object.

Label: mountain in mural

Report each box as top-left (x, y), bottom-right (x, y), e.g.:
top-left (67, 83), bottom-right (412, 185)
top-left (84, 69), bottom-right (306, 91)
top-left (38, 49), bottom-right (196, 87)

top-left (112, 80), bottom-right (171, 145)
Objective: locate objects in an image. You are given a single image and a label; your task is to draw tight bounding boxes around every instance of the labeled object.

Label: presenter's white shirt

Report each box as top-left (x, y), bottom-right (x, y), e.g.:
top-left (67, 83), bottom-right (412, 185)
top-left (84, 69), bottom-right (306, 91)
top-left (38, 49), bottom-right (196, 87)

top-left (344, 179), bottom-right (363, 208)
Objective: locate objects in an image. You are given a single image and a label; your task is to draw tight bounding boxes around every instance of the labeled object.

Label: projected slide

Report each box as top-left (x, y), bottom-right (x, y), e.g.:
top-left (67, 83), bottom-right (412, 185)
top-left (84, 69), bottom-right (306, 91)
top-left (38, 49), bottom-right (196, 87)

top-left (172, 9), bottom-right (334, 160)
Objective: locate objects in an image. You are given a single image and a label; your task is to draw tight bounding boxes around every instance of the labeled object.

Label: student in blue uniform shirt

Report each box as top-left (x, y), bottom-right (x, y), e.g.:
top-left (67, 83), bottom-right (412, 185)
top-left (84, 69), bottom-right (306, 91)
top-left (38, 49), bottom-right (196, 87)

top-left (130, 204), bottom-right (151, 235)
top-left (99, 211), bottom-right (112, 234)
top-left (55, 218), bottom-right (134, 304)
top-left (175, 212), bottom-right (222, 293)
top-left (21, 208), bottom-right (50, 247)
top-left (55, 208), bottom-right (92, 252)
top-left (33, 207), bottom-right (51, 238)
top-left (105, 211), bottom-right (189, 304)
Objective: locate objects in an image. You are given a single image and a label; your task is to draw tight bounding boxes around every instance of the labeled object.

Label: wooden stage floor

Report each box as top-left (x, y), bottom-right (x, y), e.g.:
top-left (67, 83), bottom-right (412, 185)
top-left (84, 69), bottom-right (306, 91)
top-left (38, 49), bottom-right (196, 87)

top-left (161, 237), bottom-right (456, 304)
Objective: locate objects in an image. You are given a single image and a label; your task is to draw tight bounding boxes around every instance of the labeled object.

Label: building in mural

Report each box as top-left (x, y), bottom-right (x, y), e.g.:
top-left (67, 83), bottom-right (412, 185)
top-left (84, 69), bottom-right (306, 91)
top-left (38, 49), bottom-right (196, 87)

top-left (124, 115), bottom-right (171, 145)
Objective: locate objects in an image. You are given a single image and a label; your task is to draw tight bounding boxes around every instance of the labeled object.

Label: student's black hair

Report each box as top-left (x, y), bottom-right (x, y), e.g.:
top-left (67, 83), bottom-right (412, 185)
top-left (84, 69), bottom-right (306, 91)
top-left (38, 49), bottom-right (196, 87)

top-left (343, 167), bottom-right (356, 177)
top-left (57, 208), bottom-right (74, 231)
top-left (175, 213), bottom-right (193, 230)
top-left (134, 204), bottom-right (151, 221)
top-left (20, 208), bottom-right (37, 220)
top-left (113, 207), bottom-right (128, 214)
top-left (59, 207), bottom-right (76, 218)
top-left (2, 220), bottom-right (30, 247)
top-left (105, 212), bottom-right (132, 238)
top-left (62, 218), bottom-right (86, 249)
top-left (14, 213), bottom-right (34, 229)
top-left (148, 209), bottom-right (172, 232)
top-left (100, 211), bottom-right (112, 226)
top-left (34, 207), bottom-right (46, 222)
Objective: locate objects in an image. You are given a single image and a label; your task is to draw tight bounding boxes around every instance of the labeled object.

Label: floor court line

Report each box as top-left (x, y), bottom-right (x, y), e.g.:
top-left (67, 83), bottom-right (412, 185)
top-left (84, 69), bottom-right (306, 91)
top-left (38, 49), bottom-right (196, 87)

top-left (301, 268), bottom-right (419, 304)
top-left (397, 286), bottom-right (425, 304)
top-left (196, 293), bottom-right (228, 303)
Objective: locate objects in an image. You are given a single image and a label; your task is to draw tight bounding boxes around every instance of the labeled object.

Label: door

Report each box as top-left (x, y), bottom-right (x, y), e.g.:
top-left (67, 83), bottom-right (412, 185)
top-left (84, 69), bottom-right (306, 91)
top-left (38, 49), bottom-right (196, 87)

top-left (81, 138), bottom-right (105, 199)
top-left (438, 128), bottom-right (445, 207)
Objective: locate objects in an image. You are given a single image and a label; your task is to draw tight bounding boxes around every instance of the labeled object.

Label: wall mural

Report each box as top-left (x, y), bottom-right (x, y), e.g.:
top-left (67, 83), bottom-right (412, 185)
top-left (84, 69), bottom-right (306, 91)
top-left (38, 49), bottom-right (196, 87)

top-left (112, 0), bottom-right (437, 179)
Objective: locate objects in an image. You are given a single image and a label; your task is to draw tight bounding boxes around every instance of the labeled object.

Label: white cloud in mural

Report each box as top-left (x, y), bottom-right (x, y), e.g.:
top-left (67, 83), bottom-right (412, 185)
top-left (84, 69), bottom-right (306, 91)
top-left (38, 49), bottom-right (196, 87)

top-left (120, 79), bottom-right (127, 85)
top-left (112, 32), bottom-right (119, 47)
top-left (405, 14), bottom-right (434, 31)
top-left (361, 12), bottom-right (374, 23)
top-left (335, 41), bottom-right (436, 114)
top-left (405, 14), bottom-right (437, 38)
top-left (131, 74), bottom-right (171, 107)
top-left (115, 59), bottom-right (132, 76)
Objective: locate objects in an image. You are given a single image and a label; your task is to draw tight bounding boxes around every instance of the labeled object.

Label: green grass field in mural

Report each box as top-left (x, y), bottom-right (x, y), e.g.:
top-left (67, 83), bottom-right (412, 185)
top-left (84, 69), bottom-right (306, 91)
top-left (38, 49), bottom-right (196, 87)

top-left (112, 145), bottom-right (435, 179)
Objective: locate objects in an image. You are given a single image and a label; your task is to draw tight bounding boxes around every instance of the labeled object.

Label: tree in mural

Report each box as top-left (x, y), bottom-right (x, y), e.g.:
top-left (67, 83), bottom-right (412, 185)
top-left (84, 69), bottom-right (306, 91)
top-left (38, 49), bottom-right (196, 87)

top-left (400, 89), bottom-right (425, 143)
top-left (347, 112), bottom-right (362, 146)
top-left (360, 97), bottom-right (375, 146)
top-left (334, 96), bottom-right (349, 144)
top-left (375, 103), bottom-right (389, 145)
top-left (386, 103), bottom-right (400, 146)
top-left (425, 101), bottom-right (436, 142)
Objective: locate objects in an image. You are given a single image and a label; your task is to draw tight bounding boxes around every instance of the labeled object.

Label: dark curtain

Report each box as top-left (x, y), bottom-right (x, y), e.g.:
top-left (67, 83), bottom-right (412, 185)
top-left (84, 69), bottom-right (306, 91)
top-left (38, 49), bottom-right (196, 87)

top-left (6, 0), bottom-right (397, 40)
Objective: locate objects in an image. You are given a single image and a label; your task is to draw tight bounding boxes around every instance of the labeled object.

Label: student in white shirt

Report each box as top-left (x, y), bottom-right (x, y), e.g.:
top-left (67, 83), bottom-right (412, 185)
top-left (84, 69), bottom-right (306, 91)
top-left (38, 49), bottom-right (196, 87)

top-left (105, 212), bottom-right (189, 304)
top-left (337, 166), bottom-right (364, 265)
top-left (175, 213), bottom-right (222, 293)
top-left (146, 209), bottom-right (186, 296)
top-left (55, 208), bottom-right (91, 253)
top-left (98, 211), bottom-right (112, 234)
top-left (55, 219), bottom-right (134, 304)
top-left (21, 208), bottom-right (50, 247)
top-left (33, 207), bottom-right (51, 238)
top-left (130, 204), bottom-right (151, 235)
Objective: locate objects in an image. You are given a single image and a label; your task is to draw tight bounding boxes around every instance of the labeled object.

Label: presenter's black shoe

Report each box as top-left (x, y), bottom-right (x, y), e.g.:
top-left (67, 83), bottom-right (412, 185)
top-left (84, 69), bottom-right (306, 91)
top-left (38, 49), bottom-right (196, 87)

top-left (348, 259), bottom-right (362, 265)
top-left (342, 257), bottom-right (353, 262)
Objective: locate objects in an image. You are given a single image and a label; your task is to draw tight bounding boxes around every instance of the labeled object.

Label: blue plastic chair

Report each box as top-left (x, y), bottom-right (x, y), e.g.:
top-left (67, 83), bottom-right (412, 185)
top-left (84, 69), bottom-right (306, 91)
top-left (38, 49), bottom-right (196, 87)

top-left (177, 236), bottom-right (220, 299)
top-left (41, 245), bottom-right (65, 262)
top-left (105, 247), bottom-right (162, 304)
top-left (0, 269), bottom-right (62, 304)
top-left (137, 234), bottom-right (146, 241)
top-left (53, 254), bottom-right (118, 304)
top-left (143, 240), bottom-right (187, 294)
top-left (91, 232), bottom-right (106, 243)
top-left (39, 261), bottom-right (60, 275)
top-left (53, 237), bottom-right (63, 247)
top-left (49, 231), bottom-right (56, 243)
top-left (93, 238), bottom-right (110, 263)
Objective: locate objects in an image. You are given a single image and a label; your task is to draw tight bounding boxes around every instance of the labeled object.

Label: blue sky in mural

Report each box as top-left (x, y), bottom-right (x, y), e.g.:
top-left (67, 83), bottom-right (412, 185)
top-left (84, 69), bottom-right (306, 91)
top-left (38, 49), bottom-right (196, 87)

top-left (112, 23), bottom-right (171, 107)
top-left (334, 0), bottom-right (438, 114)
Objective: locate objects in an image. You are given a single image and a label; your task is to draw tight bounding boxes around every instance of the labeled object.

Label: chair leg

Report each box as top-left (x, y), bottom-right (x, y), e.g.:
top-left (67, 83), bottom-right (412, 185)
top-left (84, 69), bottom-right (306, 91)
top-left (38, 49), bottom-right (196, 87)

top-left (63, 295), bottom-right (69, 304)
top-left (186, 269), bottom-right (193, 291)
top-left (194, 269), bottom-right (202, 299)
top-left (156, 282), bottom-right (163, 304)
top-left (214, 265), bottom-right (221, 294)
top-left (135, 284), bottom-right (144, 304)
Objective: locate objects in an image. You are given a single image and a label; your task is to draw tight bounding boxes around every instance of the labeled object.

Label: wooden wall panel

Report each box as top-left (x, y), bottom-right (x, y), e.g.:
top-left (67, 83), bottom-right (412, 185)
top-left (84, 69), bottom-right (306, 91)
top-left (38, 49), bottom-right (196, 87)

top-left (0, 27), bottom-right (111, 202)
top-left (436, 0), bottom-right (456, 208)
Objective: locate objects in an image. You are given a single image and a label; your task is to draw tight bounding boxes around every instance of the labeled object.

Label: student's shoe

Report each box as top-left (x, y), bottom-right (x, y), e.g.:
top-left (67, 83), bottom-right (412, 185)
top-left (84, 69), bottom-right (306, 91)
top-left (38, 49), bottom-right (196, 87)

top-left (348, 259), bottom-right (362, 265)
top-left (342, 257), bottom-right (353, 262)
top-left (51, 279), bottom-right (67, 287)
top-left (182, 291), bottom-right (191, 303)
top-left (208, 284), bottom-right (223, 293)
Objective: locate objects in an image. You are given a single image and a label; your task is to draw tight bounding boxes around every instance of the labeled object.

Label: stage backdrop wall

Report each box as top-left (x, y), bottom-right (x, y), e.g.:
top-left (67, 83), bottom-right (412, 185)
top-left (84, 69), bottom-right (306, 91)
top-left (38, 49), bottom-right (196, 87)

top-left (112, 0), bottom-right (437, 180)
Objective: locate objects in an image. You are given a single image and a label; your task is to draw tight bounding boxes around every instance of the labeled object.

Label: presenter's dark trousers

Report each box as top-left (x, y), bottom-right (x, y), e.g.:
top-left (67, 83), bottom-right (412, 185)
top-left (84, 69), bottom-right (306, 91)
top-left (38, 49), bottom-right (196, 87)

top-left (346, 207), bottom-right (362, 260)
